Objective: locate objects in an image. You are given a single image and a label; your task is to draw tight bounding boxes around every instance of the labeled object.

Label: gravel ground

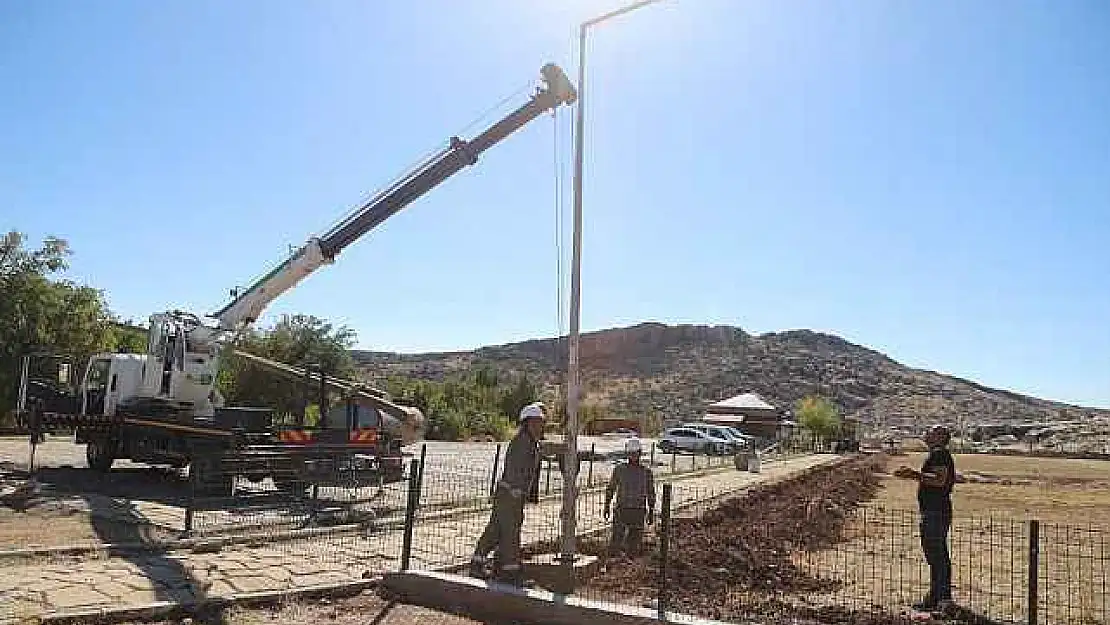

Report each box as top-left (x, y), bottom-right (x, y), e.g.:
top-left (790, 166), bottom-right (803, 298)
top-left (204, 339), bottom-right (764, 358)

top-left (0, 433), bottom-right (707, 544)
top-left (114, 589), bottom-right (487, 625)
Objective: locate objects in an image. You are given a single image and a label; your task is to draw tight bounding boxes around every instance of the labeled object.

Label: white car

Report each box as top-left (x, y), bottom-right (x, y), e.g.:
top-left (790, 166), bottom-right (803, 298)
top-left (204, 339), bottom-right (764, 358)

top-left (681, 423), bottom-right (749, 452)
top-left (658, 427), bottom-right (731, 455)
top-left (722, 426), bottom-right (757, 449)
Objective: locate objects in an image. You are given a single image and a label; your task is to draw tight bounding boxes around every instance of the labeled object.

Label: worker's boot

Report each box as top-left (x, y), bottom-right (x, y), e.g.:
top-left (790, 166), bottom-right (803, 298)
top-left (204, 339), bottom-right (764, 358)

top-left (468, 556), bottom-right (488, 579)
top-left (496, 565), bottom-right (525, 588)
top-left (911, 594), bottom-right (936, 612)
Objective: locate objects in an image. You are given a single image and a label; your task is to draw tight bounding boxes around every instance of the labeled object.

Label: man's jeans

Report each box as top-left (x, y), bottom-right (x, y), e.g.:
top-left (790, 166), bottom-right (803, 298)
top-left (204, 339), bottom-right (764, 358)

top-left (919, 510), bottom-right (953, 603)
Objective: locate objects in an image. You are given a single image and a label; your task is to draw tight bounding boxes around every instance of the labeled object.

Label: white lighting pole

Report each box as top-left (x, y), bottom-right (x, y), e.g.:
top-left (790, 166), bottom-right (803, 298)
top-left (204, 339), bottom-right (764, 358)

top-left (560, 0), bottom-right (668, 582)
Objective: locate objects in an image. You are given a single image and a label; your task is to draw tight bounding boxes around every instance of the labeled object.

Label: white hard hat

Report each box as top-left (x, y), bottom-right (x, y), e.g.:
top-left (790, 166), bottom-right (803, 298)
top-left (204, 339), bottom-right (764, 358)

top-left (625, 438), bottom-right (642, 454)
top-left (519, 402), bottom-right (546, 423)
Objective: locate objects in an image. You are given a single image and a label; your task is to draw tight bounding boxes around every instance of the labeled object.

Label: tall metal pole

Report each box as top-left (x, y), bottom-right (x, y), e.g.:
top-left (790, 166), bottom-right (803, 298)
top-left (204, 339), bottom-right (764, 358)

top-left (559, 21), bottom-right (589, 571)
top-left (560, 0), bottom-right (668, 585)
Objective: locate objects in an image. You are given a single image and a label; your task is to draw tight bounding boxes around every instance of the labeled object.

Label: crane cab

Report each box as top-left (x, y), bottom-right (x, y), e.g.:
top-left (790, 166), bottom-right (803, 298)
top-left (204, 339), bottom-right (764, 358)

top-left (80, 353), bottom-right (146, 417)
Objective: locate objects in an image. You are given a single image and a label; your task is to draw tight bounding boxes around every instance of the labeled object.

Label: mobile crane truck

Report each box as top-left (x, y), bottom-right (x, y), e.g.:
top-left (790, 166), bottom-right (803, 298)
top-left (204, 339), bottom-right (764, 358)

top-left (17, 63), bottom-right (578, 496)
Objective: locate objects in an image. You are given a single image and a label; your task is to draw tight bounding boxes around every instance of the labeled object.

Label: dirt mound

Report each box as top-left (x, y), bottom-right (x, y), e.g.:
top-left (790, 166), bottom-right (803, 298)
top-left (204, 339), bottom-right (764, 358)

top-left (578, 454), bottom-right (913, 622)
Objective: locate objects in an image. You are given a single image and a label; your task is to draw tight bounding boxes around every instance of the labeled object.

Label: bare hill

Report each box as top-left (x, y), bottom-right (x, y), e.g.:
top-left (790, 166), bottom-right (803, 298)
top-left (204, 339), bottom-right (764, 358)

top-left (353, 322), bottom-right (1108, 432)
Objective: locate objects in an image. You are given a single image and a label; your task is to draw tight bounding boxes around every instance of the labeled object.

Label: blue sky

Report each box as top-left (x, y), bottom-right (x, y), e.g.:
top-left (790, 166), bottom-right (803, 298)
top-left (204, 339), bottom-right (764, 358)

top-left (2, 1), bottom-right (1108, 408)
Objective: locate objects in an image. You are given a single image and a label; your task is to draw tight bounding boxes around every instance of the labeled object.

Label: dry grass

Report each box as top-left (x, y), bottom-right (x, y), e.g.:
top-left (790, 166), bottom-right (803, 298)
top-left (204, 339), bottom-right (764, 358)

top-left (791, 453), bottom-right (1110, 625)
top-left (886, 453), bottom-right (1110, 524)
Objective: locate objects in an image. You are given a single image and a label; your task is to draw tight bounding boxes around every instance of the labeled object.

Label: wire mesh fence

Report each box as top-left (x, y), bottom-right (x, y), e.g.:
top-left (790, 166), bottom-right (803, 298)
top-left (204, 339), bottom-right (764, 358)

top-left (4, 436), bottom-right (1108, 625)
top-left (181, 439), bottom-right (746, 537)
top-left (397, 453), bottom-right (1110, 625)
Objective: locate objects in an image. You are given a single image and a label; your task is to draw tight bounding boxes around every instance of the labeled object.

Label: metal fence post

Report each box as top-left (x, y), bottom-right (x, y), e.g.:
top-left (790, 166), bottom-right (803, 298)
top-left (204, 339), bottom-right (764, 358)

top-left (489, 444), bottom-right (502, 497)
top-left (184, 463), bottom-right (197, 536)
top-left (1028, 519), bottom-right (1040, 625)
top-left (416, 443), bottom-right (427, 501)
top-left (658, 483), bottom-right (673, 620)
top-left (587, 444), bottom-right (595, 487)
top-left (650, 442), bottom-right (656, 467)
top-left (400, 458), bottom-right (421, 571)
top-left (545, 459), bottom-right (553, 495)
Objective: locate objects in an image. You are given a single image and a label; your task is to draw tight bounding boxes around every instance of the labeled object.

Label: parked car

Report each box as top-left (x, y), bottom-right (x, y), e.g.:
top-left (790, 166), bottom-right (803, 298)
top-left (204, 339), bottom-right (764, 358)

top-left (682, 423), bottom-right (749, 452)
top-left (722, 426), bottom-right (757, 449)
top-left (658, 427), bottom-right (731, 455)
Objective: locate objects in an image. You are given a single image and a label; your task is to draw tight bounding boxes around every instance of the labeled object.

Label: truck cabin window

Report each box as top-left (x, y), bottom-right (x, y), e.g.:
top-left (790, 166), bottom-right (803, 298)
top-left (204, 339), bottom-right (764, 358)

top-left (86, 360), bottom-right (110, 392)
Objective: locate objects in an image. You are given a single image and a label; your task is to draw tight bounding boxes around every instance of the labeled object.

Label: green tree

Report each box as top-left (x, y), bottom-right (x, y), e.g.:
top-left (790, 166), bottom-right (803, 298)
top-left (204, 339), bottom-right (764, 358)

top-left (547, 395), bottom-right (606, 434)
top-left (106, 322), bottom-right (150, 354)
top-left (498, 374), bottom-right (537, 422)
top-left (0, 232), bottom-right (121, 419)
top-left (795, 395), bottom-right (842, 446)
top-left (378, 369), bottom-right (541, 441)
top-left (474, 365), bottom-right (499, 390)
top-left (220, 314), bottom-right (357, 422)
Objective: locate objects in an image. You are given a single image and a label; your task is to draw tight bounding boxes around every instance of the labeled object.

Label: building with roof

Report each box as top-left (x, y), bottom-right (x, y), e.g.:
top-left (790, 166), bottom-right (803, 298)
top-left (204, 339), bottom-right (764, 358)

top-left (702, 392), bottom-right (794, 440)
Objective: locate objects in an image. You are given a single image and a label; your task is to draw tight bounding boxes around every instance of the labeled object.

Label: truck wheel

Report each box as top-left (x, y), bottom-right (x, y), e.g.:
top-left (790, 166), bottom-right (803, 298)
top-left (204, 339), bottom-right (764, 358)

top-left (86, 439), bottom-right (116, 472)
top-left (274, 478), bottom-right (310, 496)
top-left (190, 460), bottom-right (234, 497)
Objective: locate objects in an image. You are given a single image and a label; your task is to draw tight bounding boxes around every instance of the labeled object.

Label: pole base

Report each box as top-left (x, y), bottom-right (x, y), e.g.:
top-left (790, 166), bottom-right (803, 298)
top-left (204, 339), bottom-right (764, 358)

top-left (523, 552), bottom-right (599, 594)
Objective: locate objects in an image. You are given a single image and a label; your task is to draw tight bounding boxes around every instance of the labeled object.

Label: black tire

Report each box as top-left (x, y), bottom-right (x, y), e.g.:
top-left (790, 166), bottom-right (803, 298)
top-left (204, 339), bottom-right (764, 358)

top-left (659, 441), bottom-right (675, 454)
top-left (86, 438), bottom-right (116, 472)
top-left (190, 459), bottom-right (234, 497)
top-left (274, 477), bottom-right (310, 496)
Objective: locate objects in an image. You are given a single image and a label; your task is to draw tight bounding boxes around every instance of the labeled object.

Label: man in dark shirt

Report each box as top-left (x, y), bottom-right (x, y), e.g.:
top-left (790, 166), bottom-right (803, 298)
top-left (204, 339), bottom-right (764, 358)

top-left (895, 425), bottom-right (956, 612)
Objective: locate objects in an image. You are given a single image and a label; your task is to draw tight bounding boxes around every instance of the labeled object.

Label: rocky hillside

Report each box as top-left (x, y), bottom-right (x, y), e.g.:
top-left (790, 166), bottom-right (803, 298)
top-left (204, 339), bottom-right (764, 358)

top-left (353, 322), bottom-right (1108, 433)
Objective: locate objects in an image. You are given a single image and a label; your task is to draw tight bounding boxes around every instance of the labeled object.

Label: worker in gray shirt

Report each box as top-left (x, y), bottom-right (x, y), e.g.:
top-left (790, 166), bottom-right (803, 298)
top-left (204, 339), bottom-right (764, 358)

top-left (469, 401), bottom-right (545, 586)
top-left (604, 438), bottom-right (656, 556)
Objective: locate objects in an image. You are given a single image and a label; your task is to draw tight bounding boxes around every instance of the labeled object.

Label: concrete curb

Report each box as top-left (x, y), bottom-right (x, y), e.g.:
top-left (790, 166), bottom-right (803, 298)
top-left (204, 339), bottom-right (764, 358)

top-left (35, 578), bottom-right (381, 625)
top-left (381, 570), bottom-right (742, 625)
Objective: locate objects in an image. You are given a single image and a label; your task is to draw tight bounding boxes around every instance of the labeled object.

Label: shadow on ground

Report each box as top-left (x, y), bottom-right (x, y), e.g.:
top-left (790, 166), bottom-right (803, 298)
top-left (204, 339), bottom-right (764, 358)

top-left (82, 485), bottom-right (231, 624)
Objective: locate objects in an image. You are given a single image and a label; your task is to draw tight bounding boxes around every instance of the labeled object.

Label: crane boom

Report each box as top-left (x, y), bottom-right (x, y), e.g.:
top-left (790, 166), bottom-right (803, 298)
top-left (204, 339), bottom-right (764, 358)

top-left (212, 63), bottom-right (577, 331)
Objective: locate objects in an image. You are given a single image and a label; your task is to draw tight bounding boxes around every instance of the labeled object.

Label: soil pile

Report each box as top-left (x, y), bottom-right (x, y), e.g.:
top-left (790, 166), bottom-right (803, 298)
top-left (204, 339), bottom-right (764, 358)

top-left (577, 455), bottom-right (929, 623)
top-left (590, 455), bottom-right (885, 595)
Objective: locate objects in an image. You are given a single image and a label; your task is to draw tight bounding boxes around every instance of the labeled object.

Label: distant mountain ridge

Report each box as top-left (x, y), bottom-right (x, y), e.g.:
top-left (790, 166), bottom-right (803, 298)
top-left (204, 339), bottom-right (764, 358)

top-left (352, 322), bottom-right (1108, 431)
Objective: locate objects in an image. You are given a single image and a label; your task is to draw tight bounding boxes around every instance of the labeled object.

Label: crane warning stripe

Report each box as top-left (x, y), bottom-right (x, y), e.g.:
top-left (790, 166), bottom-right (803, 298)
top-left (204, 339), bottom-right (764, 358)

top-left (349, 428), bottom-right (378, 443)
top-left (278, 430), bottom-right (316, 444)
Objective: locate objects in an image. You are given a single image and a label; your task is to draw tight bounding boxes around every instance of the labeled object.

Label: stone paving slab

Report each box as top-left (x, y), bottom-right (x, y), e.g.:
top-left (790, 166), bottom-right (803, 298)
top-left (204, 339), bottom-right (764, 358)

top-left (0, 454), bottom-right (837, 624)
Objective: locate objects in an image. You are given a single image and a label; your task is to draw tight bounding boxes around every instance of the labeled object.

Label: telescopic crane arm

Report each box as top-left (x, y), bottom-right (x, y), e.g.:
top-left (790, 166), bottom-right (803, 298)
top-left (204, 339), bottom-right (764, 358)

top-left (211, 63), bottom-right (577, 332)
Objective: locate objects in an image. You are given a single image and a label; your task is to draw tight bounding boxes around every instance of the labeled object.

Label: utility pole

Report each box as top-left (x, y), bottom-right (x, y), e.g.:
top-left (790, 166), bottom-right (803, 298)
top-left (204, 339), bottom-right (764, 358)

top-left (560, 0), bottom-right (669, 589)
